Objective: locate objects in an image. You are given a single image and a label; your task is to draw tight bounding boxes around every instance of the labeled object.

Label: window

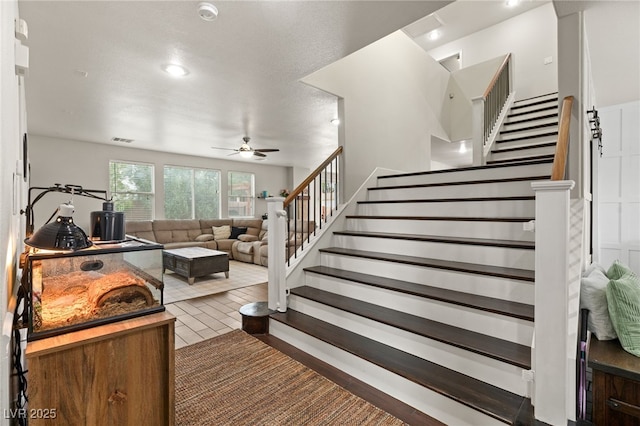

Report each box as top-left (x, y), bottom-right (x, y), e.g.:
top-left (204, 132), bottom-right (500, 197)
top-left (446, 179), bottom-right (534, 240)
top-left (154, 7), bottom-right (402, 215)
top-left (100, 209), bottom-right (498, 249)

top-left (228, 171), bottom-right (254, 217)
top-left (109, 160), bottom-right (154, 220)
top-left (164, 166), bottom-right (220, 219)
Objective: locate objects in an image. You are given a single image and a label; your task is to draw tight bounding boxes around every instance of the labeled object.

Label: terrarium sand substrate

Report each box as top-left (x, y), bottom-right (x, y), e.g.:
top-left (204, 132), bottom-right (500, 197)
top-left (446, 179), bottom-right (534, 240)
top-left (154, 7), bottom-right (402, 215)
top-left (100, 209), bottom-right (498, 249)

top-left (34, 269), bottom-right (158, 332)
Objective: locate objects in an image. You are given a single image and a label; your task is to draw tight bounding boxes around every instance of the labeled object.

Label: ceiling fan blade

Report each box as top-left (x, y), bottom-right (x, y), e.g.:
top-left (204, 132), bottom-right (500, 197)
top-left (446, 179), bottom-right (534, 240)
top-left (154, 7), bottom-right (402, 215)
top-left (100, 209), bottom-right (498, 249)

top-left (227, 151), bottom-right (240, 156)
top-left (253, 151), bottom-right (267, 158)
top-left (211, 147), bottom-right (238, 152)
top-left (254, 148), bottom-right (279, 153)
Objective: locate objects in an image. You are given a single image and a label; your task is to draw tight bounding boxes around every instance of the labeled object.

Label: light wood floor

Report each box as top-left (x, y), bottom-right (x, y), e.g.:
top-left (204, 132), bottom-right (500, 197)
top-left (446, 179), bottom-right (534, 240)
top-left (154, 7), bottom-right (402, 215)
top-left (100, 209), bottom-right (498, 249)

top-left (166, 282), bottom-right (268, 349)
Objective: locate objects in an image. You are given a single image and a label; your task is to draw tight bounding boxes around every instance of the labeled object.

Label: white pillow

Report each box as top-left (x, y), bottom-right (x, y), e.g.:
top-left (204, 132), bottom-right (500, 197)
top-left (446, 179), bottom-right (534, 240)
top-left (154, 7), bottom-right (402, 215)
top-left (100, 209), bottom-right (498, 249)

top-left (580, 265), bottom-right (617, 340)
top-left (212, 225), bottom-right (231, 240)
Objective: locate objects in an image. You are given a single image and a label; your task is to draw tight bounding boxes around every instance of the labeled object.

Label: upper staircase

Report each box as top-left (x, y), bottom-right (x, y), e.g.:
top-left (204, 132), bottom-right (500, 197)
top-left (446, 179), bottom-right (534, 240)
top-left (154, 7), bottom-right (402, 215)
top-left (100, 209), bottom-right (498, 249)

top-left (267, 93), bottom-right (570, 425)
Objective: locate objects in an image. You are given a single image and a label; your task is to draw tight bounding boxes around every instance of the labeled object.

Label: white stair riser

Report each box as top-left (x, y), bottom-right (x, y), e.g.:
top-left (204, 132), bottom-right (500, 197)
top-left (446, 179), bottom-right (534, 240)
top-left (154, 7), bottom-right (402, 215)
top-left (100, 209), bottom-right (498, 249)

top-left (510, 100), bottom-right (558, 114)
top-left (489, 144), bottom-right (556, 162)
top-left (320, 252), bottom-right (534, 304)
top-left (502, 117), bottom-right (558, 132)
top-left (357, 199), bottom-right (535, 218)
top-left (345, 218), bottom-right (535, 242)
top-left (377, 162), bottom-right (551, 187)
top-left (368, 180), bottom-right (535, 201)
top-left (289, 294), bottom-right (529, 395)
top-left (506, 109), bottom-right (558, 124)
top-left (493, 134), bottom-right (557, 150)
top-left (334, 234), bottom-right (535, 270)
top-left (269, 321), bottom-right (505, 426)
top-left (498, 126), bottom-right (558, 142)
top-left (303, 274), bottom-right (534, 346)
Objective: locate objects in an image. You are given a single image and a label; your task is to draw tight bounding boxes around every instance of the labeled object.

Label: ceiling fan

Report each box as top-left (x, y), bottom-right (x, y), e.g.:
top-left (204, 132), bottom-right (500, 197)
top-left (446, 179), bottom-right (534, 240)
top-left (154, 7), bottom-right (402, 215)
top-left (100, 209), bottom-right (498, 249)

top-left (212, 137), bottom-right (279, 160)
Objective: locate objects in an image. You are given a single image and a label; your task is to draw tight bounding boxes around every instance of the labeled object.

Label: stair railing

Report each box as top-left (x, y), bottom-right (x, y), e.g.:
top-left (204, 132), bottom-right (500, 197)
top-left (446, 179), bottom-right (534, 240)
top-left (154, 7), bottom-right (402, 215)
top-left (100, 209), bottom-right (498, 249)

top-left (531, 95), bottom-right (581, 423)
top-left (267, 146), bottom-right (343, 311)
top-left (551, 96), bottom-right (574, 180)
top-left (472, 54), bottom-right (512, 166)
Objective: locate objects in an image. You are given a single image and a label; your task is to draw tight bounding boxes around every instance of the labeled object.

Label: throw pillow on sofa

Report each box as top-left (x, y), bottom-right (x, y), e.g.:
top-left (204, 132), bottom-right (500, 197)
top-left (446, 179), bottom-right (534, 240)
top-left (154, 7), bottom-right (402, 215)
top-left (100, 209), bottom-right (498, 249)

top-left (230, 226), bottom-right (247, 239)
top-left (195, 234), bottom-right (215, 242)
top-left (213, 225), bottom-right (231, 240)
top-left (606, 268), bottom-right (640, 356)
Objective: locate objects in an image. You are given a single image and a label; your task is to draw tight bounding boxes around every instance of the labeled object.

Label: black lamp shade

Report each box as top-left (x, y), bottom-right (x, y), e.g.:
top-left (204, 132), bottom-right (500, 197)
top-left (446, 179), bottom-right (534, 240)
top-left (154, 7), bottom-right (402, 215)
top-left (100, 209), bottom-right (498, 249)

top-left (25, 215), bottom-right (92, 251)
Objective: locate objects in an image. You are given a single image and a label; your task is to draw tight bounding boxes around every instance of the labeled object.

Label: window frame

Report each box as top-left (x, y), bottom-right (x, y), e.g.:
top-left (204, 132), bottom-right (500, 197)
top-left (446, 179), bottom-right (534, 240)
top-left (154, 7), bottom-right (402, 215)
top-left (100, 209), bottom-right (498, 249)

top-left (163, 165), bottom-right (221, 220)
top-left (108, 160), bottom-right (155, 221)
top-left (227, 170), bottom-right (255, 218)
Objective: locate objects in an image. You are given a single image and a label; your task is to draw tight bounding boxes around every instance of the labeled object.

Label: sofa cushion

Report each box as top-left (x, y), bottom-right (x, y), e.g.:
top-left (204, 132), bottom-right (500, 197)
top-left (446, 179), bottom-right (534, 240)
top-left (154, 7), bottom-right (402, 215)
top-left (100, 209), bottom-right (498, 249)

top-left (230, 226), bottom-right (248, 239)
top-left (231, 219), bottom-right (263, 237)
top-left (152, 220), bottom-right (201, 244)
top-left (212, 225), bottom-right (231, 240)
top-left (195, 233), bottom-right (215, 242)
top-left (199, 219), bottom-right (233, 235)
top-left (125, 221), bottom-right (156, 242)
top-left (238, 234), bottom-right (258, 242)
top-left (236, 241), bottom-right (254, 255)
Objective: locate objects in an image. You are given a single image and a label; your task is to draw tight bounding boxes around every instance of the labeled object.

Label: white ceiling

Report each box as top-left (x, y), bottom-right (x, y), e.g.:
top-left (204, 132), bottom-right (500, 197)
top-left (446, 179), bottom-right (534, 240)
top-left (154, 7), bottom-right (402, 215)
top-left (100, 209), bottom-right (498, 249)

top-left (18, 1), bottom-right (639, 170)
top-left (19, 0), bottom-right (450, 169)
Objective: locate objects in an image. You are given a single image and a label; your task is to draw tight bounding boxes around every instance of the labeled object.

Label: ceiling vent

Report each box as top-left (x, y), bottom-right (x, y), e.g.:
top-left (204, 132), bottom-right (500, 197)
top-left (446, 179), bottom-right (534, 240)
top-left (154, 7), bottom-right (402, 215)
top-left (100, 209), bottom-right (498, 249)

top-left (403, 13), bottom-right (444, 39)
top-left (111, 137), bottom-right (134, 144)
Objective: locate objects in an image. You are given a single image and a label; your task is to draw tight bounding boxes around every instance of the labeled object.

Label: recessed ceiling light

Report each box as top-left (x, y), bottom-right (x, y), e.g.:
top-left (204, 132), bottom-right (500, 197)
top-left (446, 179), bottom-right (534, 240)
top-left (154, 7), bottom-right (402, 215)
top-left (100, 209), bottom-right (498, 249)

top-left (162, 63), bottom-right (189, 77)
top-left (198, 2), bottom-right (218, 21)
top-left (428, 30), bottom-right (441, 41)
top-left (506, 0), bottom-right (519, 7)
top-left (330, 118), bottom-right (340, 126)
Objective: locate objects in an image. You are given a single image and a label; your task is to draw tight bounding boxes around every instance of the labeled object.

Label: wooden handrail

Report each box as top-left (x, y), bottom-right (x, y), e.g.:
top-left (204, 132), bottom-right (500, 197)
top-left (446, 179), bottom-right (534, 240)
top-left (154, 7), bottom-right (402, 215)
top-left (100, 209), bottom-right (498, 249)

top-left (483, 53), bottom-right (511, 99)
top-left (551, 96), bottom-right (574, 180)
top-left (284, 146), bottom-right (343, 207)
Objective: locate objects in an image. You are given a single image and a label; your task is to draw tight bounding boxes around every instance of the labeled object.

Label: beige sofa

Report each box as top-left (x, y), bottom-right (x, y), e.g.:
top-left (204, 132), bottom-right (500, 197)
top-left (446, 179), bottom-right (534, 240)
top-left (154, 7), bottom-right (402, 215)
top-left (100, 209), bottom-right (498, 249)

top-left (230, 220), bottom-right (315, 267)
top-left (125, 219), bottom-right (263, 262)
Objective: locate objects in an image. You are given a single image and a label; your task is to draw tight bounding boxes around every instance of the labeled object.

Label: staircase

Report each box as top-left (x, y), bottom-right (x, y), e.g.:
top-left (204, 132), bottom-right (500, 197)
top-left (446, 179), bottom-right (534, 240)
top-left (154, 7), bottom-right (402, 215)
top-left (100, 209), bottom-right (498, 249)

top-left (267, 95), bottom-right (562, 425)
top-left (487, 92), bottom-right (559, 165)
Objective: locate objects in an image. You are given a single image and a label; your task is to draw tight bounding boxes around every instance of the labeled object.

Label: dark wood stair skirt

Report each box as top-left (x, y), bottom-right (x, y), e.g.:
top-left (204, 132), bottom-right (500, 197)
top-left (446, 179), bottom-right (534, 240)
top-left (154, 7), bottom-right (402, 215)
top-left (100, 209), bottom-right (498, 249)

top-left (290, 284), bottom-right (531, 368)
top-left (270, 309), bottom-right (533, 425)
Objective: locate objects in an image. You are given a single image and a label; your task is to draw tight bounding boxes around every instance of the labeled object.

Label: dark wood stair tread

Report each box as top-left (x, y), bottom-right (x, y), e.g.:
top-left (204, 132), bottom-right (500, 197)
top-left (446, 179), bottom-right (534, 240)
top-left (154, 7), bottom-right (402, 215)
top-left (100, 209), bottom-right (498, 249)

top-left (511, 97), bottom-right (558, 110)
top-left (497, 132), bottom-right (558, 143)
top-left (500, 122), bottom-right (558, 135)
top-left (303, 265), bottom-right (534, 322)
top-left (333, 230), bottom-right (535, 250)
top-left (319, 247), bottom-right (535, 282)
top-left (290, 285), bottom-right (531, 368)
top-left (508, 105), bottom-right (557, 119)
top-left (358, 195), bottom-right (535, 205)
top-left (505, 112), bottom-right (558, 125)
top-left (370, 175), bottom-right (549, 191)
top-left (346, 215), bottom-right (535, 222)
top-left (377, 157), bottom-right (553, 181)
top-left (270, 309), bottom-right (527, 424)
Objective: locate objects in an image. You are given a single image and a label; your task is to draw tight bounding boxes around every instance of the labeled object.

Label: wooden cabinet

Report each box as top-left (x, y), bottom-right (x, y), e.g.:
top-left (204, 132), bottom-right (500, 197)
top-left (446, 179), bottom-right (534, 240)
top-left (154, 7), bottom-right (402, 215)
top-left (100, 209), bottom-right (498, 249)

top-left (589, 338), bottom-right (640, 425)
top-left (26, 312), bottom-right (175, 426)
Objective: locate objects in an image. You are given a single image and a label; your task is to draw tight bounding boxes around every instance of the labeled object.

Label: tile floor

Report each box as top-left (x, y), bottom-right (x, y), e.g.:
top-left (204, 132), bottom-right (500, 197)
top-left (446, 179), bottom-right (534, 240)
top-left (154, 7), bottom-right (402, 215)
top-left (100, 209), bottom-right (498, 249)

top-left (166, 282), bottom-right (268, 349)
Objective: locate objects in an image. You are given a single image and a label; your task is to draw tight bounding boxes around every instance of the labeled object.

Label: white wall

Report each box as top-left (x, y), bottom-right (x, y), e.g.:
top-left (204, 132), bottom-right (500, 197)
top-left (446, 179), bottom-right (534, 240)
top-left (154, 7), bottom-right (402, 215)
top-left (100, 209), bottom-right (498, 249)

top-left (427, 3), bottom-right (558, 101)
top-left (302, 31), bottom-right (450, 198)
top-left (29, 135), bottom-right (290, 231)
top-left (1, 0), bottom-right (28, 422)
top-left (594, 101), bottom-right (640, 273)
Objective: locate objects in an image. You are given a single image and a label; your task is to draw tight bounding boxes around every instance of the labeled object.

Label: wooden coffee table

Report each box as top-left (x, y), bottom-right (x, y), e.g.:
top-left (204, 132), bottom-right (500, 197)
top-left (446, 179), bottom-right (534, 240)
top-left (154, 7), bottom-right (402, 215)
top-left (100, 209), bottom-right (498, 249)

top-left (162, 247), bottom-right (229, 285)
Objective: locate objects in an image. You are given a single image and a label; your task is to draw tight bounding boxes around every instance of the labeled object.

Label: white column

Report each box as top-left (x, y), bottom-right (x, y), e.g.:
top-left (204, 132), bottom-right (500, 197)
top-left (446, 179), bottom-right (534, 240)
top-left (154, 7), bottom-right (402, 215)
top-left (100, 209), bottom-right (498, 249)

top-left (267, 198), bottom-right (287, 312)
top-left (471, 96), bottom-right (485, 166)
top-left (531, 180), bottom-right (574, 424)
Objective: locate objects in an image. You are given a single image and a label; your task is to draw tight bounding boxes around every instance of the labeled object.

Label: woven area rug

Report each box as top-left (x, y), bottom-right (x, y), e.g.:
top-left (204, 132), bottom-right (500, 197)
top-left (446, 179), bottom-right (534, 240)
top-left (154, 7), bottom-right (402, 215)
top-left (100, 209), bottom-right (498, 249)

top-left (164, 260), bottom-right (267, 304)
top-left (175, 329), bottom-right (404, 425)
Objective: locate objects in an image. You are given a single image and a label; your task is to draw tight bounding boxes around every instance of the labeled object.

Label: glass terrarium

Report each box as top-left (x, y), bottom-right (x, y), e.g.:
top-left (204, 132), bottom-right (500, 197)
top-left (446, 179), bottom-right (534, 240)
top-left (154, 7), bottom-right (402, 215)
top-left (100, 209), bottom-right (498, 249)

top-left (25, 237), bottom-right (164, 340)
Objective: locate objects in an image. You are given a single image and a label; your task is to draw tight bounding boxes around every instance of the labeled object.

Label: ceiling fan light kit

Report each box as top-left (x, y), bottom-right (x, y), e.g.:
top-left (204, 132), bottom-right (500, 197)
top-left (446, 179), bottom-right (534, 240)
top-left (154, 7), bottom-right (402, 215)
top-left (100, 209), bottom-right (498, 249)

top-left (211, 136), bottom-right (280, 160)
top-left (198, 2), bottom-right (218, 21)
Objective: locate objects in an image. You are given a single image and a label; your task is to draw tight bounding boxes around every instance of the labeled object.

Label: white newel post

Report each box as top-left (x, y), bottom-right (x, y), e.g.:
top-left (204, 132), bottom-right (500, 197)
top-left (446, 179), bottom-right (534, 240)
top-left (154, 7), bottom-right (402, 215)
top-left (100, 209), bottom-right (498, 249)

top-left (267, 197), bottom-right (287, 312)
top-left (471, 96), bottom-right (485, 166)
top-left (531, 180), bottom-right (575, 424)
